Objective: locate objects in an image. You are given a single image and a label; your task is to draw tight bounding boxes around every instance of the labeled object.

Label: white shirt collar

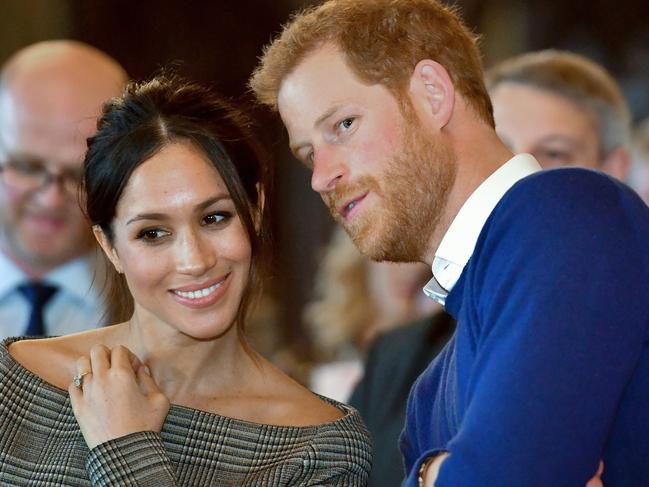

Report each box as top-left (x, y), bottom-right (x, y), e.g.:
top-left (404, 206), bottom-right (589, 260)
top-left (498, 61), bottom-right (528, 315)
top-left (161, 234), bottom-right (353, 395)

top-left (0, 248), bottom-right (106, 303)
top-left (424, 154), bottom-right (541, 305)
top-left (47, 249), bottom-right (108, 302)
top-left (0, 251), bottom-right (26, 300)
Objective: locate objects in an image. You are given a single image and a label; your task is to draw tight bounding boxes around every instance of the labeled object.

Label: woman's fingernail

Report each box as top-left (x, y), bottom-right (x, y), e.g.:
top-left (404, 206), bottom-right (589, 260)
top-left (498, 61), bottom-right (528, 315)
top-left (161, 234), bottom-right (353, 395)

top-left (144, 365), bottom-right (151, 376)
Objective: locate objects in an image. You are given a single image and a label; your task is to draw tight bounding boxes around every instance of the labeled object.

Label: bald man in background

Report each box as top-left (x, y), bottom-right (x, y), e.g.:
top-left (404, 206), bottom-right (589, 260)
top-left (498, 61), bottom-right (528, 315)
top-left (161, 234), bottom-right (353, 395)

top-left (0, 41), bottom-right (127, 338)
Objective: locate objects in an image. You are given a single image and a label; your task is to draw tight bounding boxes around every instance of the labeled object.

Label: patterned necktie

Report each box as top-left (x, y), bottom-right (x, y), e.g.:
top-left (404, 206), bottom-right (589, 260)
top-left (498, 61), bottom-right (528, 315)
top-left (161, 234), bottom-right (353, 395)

top-left (17, 282), bottom-right (58, 336)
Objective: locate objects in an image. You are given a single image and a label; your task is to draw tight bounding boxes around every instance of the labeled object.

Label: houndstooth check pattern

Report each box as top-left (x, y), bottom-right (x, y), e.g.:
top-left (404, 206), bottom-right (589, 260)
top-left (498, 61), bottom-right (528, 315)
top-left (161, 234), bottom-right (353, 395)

top-left (0, 338), bottom-right (372, 486)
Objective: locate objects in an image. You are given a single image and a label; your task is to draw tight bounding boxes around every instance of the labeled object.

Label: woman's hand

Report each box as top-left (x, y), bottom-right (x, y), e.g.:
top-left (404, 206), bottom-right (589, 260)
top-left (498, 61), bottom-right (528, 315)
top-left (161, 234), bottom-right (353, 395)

top-left (69, 344), bottom-right (170, 450)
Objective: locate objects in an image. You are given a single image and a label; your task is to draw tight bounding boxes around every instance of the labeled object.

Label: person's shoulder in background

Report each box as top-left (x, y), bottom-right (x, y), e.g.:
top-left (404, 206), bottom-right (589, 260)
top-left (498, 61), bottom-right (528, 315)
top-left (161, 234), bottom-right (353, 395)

top-left (349, 311), bottom-right (455, 487)
top-left (350, 310), bottom-right (455, 416)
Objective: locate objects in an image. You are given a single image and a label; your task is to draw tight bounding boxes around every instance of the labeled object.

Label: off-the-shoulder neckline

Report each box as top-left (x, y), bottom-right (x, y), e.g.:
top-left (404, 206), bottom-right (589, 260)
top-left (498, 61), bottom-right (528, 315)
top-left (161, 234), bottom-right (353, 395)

top-left (2, 336), bottom-right (357, 431)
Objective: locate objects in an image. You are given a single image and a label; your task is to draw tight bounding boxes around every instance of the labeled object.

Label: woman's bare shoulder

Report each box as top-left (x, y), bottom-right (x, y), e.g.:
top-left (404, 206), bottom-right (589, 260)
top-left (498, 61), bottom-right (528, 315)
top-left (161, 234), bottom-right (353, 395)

top-left (256, 359), bottom-right (345, 427)
top-left (8, 327), bottom-right (116, 390)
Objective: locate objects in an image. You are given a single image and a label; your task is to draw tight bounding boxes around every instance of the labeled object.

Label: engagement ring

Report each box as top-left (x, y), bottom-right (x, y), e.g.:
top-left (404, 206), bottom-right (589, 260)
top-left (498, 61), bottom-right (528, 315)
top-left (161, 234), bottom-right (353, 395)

top-left (73, 371), bottom-right (90, 389)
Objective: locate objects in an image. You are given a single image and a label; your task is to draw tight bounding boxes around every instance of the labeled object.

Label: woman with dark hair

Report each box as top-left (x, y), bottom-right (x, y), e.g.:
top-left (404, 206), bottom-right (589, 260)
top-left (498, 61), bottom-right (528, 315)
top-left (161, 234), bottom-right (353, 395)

top-left (0, 76), bottom-right (372, 486)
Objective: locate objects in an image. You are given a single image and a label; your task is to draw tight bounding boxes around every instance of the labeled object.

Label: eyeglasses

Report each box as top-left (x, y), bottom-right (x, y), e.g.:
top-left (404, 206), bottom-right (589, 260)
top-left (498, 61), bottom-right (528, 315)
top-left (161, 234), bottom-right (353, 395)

top-left (0, 159), bottom-right (82, 195)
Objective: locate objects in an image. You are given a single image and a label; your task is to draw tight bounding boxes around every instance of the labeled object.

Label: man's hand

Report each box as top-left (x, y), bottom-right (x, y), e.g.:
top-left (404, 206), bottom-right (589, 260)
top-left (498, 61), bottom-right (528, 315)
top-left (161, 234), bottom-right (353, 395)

top-left (422, 456), bottom-right (604, 487)
top-left (586, 461), bottom-right (605, 487)
top-left (422, 452), bottom-right (449, 487)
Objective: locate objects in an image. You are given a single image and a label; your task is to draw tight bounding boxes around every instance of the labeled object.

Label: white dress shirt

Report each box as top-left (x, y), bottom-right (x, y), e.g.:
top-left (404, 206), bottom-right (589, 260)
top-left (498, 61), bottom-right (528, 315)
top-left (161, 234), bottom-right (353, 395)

top-left (0, 249), bottom-right (109, 338)
top-left (424, 154), bottom-right (541, 305)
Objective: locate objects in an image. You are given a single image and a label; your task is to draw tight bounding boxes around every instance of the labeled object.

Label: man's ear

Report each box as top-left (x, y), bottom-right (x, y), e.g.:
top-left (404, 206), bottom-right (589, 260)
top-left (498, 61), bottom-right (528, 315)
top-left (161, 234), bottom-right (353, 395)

top-left (93, 225), bottom-right (123, 274)
top-left (601, 147), bottom-right (630, 181)
top-left (408, 59), bottom-right (455, 130)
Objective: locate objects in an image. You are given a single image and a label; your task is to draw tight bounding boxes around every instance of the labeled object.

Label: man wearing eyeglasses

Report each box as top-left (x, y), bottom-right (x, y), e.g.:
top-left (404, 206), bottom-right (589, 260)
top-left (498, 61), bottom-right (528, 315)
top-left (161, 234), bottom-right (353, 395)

top-left (0, 40), bottom-right (127, 338)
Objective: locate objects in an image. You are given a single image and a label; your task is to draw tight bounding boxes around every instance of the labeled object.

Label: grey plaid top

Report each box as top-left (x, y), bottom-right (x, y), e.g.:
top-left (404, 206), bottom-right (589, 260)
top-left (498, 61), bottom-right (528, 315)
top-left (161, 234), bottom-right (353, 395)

top-left (0, 338), bottom-right (372, 486)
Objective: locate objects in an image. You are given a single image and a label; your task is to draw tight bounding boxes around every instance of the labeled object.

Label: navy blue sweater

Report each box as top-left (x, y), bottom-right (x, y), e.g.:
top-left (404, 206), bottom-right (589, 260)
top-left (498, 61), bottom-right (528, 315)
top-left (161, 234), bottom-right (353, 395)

top-left (401, 169), bottom-right (649, 486)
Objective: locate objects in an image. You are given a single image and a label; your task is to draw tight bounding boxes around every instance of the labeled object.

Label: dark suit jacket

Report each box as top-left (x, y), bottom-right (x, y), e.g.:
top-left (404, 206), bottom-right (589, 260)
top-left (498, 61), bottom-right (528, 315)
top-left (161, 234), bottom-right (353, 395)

top-left (349, 311), bottom-right (455, 487)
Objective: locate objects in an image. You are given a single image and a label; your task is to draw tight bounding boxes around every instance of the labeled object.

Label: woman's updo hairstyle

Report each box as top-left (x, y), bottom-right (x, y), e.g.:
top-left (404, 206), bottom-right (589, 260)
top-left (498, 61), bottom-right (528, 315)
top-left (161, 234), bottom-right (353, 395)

top-left (83, 74), bottom-right (271, 332)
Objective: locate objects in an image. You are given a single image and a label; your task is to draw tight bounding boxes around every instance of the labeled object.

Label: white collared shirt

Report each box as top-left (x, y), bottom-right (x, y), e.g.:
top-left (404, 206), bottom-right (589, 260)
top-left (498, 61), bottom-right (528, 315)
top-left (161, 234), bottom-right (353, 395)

top-left (0, 249), bottom-right (109, 337)
top-left (424, 154), bottom-right (541, 305)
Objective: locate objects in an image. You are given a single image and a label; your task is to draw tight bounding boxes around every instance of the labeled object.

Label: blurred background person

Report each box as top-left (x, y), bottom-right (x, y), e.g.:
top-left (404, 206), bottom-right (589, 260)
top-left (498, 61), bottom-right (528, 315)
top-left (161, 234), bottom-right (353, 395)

top-left (0, 40), bottom-right (127, 337)
top-left (2, 0), bottom-right (648, 378)
top-left (349, 310), bottom-right (454, 487)
top-left (628, 118), bottom-right (649, 205)
top-left (303, 226), bottom-right (439, 402)
top-left (486, 49), bottom-right (631, 180)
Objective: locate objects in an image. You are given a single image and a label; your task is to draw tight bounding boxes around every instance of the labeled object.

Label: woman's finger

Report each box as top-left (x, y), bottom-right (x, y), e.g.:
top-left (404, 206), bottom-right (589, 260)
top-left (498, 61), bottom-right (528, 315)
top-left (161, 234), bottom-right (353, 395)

top-left (111, 345), bottom-right (137, 372)
top-left (75, 355), bottom-right (91, 377)
top-left (129, 350), bottom-right (143, 371)
top-left (73, 355), bottom-right (93, 392)
top-left (68, 381), bottom-right (83, 409)
top-left (136, 365), bottom-right (158, 395)
top-left (69, 355), bottom-right (91, 409)
top-left (89, 344), bottom-right (111, 374)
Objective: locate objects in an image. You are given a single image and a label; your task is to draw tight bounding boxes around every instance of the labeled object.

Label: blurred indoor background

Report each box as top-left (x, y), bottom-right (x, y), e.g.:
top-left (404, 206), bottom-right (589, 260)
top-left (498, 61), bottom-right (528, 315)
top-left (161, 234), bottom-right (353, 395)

top-left (2, 0), bottom-right (647, 363)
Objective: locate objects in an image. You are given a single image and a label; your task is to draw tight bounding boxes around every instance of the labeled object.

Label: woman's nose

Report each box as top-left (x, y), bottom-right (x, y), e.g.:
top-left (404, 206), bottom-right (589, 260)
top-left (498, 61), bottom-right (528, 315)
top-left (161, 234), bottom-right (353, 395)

top-left (175, 230), bottom-right (215, 276)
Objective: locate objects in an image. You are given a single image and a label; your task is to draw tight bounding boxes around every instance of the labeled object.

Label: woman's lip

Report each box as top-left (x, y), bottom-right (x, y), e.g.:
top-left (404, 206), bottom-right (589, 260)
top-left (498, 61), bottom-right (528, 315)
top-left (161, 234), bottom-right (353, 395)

top-left (170, 273), bottom-right (231, 309)
top-left (171, 274), bottom-right (229, 293)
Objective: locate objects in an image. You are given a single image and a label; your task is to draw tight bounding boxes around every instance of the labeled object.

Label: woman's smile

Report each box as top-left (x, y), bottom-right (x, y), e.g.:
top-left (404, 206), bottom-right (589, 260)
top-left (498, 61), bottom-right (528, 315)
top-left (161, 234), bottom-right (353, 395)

top-left (170, 272), bottom-right (231, 309)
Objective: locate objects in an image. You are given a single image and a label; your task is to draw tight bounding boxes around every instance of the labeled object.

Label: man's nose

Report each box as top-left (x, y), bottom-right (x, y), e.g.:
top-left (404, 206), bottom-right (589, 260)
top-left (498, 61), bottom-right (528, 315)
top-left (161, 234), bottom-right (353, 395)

top-left (310, 147), bottom-right (347, 194)
top-left (33, 178), bottom-right (69, 207)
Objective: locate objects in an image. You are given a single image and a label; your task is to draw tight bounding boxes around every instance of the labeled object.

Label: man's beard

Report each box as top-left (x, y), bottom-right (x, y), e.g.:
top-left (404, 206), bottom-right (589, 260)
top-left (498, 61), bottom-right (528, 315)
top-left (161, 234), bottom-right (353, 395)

top-left (327, 122), bottom-right (456, 263)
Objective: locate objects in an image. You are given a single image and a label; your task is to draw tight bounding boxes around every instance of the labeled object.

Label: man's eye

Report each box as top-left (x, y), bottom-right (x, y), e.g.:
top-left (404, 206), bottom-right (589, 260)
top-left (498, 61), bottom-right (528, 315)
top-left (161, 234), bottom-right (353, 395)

top-left (9, 159), bottom-right (45, 175)
top-left (546, 150), bottom-right (568, 160)
top-left (536, 149), bottom-right (573, 168)
top-left (339, 118), bottom-right (355, 131)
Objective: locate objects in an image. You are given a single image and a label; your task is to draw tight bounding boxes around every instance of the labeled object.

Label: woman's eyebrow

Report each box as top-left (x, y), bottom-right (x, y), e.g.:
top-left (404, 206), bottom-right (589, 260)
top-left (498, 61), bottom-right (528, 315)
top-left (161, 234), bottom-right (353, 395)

top-left (125, 194), bottom-right (232, 226)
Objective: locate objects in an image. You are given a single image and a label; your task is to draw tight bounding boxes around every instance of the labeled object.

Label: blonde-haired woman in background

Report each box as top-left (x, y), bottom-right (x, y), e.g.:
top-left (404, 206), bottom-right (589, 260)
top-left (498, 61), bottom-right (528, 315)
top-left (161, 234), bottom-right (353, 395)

top-left (304, 226), bottom-right (439, 402)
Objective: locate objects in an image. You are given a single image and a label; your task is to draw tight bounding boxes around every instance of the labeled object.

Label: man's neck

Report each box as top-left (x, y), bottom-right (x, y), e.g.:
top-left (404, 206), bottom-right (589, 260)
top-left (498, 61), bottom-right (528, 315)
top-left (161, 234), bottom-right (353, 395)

top-left (0, 238), bottom-right (71, 279)
top-left (422, 127), bottom-right (514, 265)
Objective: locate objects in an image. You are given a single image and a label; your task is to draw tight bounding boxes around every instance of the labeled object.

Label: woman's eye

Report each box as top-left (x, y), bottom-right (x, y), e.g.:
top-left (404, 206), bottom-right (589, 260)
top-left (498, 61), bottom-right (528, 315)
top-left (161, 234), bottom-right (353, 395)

top-left (138, 229), bottom-right (169, 241)
top-left (203, 212), bottom-right (229, 226)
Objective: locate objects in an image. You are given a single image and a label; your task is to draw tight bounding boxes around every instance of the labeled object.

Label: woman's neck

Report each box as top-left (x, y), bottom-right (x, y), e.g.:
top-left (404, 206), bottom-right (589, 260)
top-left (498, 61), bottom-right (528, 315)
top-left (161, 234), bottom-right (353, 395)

top-left (113, 312), bottom-right (261, 405)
